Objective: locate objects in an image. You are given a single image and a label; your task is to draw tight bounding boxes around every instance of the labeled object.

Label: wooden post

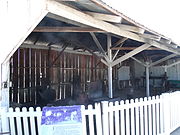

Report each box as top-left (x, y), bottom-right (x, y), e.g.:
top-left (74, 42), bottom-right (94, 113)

top-left (0, 61), bottom-right (10, 133)
top-left (0, 61), bottom-right (10, 108)
top-left (146, 65), bottom-right (150, 97)
top-left (107, 35), bottom-right (113, 98)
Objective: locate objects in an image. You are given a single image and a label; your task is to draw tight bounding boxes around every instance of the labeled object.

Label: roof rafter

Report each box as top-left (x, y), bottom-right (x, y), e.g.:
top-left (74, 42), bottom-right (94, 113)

top-left (85, 11), bottom-right (122, 23)
top-left (33, 26), bottom-right (104, 33)
top-left (47, 0), bottom-right (180, 66)
top-left (111, 46), bottom-right (162, 51)
top-left (116, 24), bottom-right (145, 34)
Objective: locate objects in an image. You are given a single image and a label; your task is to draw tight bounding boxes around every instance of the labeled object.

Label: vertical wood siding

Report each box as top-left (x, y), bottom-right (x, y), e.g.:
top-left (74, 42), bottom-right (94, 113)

top-left (10, 48), bottom-right (111, 104)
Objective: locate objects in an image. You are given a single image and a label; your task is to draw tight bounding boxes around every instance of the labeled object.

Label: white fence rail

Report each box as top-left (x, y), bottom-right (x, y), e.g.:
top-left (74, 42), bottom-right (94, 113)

top-left (1, 91), bottom-right (180, 135)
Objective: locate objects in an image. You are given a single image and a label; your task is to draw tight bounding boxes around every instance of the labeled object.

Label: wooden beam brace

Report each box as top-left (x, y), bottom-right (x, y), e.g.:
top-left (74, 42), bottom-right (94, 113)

top-left (149, 54), bottom-right (177, 67)
top-left (166, 60), bottom-right (180, 68)
top-left (85, 11), bottom-right (122, 23)
top-left (111, 46), bottom-right (162, 51)
top-left (112, 50), bottom-right (120, 61)
top-left (33, 26), bottom-right (104, 33)
top-left (51, 44), bottom-right (68, 66)
top-left (90, 32), bottom-right (109, 62)
top-left (112, 44), bottom-right (151, 67)
top-left (113, 37), bottom-right (128, 47)
top-left (131, 57), bottom-right (146, 67)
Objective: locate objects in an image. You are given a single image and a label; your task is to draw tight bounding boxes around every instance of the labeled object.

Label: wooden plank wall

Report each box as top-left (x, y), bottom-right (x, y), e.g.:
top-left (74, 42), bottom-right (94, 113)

top-left (9, 48), bottom-right (115, 104)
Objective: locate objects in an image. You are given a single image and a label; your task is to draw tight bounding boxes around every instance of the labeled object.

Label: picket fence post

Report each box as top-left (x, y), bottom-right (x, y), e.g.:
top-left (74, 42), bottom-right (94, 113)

top-left (162, 93), bottom-right (171, 135)
top-left (0, 107), bottom-right (9, 134)
top-left (102, 101), bottom-right (109, 135)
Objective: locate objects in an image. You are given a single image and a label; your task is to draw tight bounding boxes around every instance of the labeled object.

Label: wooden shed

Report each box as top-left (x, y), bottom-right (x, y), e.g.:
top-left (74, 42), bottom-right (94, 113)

top-left (1, 0), bottom-right (180, 108)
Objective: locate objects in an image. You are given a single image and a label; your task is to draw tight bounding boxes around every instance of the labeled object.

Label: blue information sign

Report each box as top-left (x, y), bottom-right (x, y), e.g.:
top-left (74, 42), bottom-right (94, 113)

top-left (40, 105), bottom-right (83, 135)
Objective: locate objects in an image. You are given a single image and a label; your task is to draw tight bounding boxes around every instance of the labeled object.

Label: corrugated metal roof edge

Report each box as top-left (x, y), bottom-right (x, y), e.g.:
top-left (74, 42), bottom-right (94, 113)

top-left (90, 0), bottom-right (175, 43)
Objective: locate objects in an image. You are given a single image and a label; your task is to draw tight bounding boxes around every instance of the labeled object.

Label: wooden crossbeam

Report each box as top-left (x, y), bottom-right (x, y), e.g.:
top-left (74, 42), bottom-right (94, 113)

top-left (33, 26), bottom-right (104, 33)
top-left (85, 11), bottom-right (122, 23)
top-left (112, 44), bottom-right (151, 67)
top-left (111, 46), bottom-right (161, 50)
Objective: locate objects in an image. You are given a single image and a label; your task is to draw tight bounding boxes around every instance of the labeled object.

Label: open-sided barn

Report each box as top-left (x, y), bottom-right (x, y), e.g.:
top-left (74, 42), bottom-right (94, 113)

top-left (0, 0), bottom-right (180, 135)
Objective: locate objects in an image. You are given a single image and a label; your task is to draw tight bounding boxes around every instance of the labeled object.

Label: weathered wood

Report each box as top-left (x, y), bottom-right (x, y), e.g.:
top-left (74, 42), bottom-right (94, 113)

top-left (116, 24), bottom-right (145, 34)
top-left (25, 49), bottom-right (30, 102)
top-left (33, 26), bottom-right (104, 33)
top-left (19, 49), bottom-right (24, 103)
top-left (12, 51), bottom-right (18, 102)
top-left (85, 11), bottom-right (122, 23)
top-left (149, 53), bottom-right (177, 67)
top-left (111, 46), bottom-right (161, 50)
top-left (47, 0), bottom-right (180, 55)
top-left (112, 44), bottom-right (151, 67)
top-left (107, 35), bottom-right (113, 98)
top-left (113, 37), bottom-right (128, 47)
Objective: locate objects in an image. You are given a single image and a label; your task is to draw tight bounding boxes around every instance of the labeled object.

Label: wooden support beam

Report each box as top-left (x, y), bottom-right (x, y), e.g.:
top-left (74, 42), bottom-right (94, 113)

top-left (111, 46), bottom-right (161, 51)
top-left (131, 57), bottom-right (146, 67)
top-left (47, 0), bottom-right (147, 43)
top-left (116, 24), bottom-right (145, 34)
top-left (85, 11), bottom-right (122, 23)
top-left (139, 33), bottom-right (161, 41)
top-left (47, 13), bottom-right (88, 27)
top-left (90, 32), bottom-right (109, 62)
top-left (152, 41), bottom-right (180, 56)
top-left (112, 50), bottom-right (120, 61)
top-left (112, 44), bottom-right (151, 67)
top-left (166, 60), bottom-right (180, 68)
top-left (146, 66), bottom-right (150, 97)
top-left (47, 1), bottom-right (180, 56)
top-left (107, 35), bottom-right (113, 98)
top-left (33, 26), bottom-right (104, 33)
top-left (113, 37), bottom-right (128, 47)
top-left (149, 54), bottom-right (177, 67)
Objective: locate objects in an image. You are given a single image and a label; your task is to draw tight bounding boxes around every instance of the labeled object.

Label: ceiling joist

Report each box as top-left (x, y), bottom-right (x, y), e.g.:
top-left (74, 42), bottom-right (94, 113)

top-left (111, 46), bottom-right (161, 51)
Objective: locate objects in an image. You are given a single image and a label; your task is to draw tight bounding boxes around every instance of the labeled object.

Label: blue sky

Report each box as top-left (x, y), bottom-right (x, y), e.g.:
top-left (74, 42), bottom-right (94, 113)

top-left (102, 0), bottom-right (180, 44)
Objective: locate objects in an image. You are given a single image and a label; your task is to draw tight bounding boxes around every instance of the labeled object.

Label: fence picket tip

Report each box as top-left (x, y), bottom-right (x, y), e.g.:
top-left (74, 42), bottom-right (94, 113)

top-left (15, 107), bottom-right (20, 112)
top-left (36, 107), bottom-right (41, 111)
top-left (22, 107), bottom-right (27, 111)
top-left (130, 99), bottom-right (134, 103)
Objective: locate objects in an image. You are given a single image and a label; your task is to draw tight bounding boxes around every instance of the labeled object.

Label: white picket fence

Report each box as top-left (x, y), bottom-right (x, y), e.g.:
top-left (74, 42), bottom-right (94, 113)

top-left (1, 91), bottom-right (180, 135)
